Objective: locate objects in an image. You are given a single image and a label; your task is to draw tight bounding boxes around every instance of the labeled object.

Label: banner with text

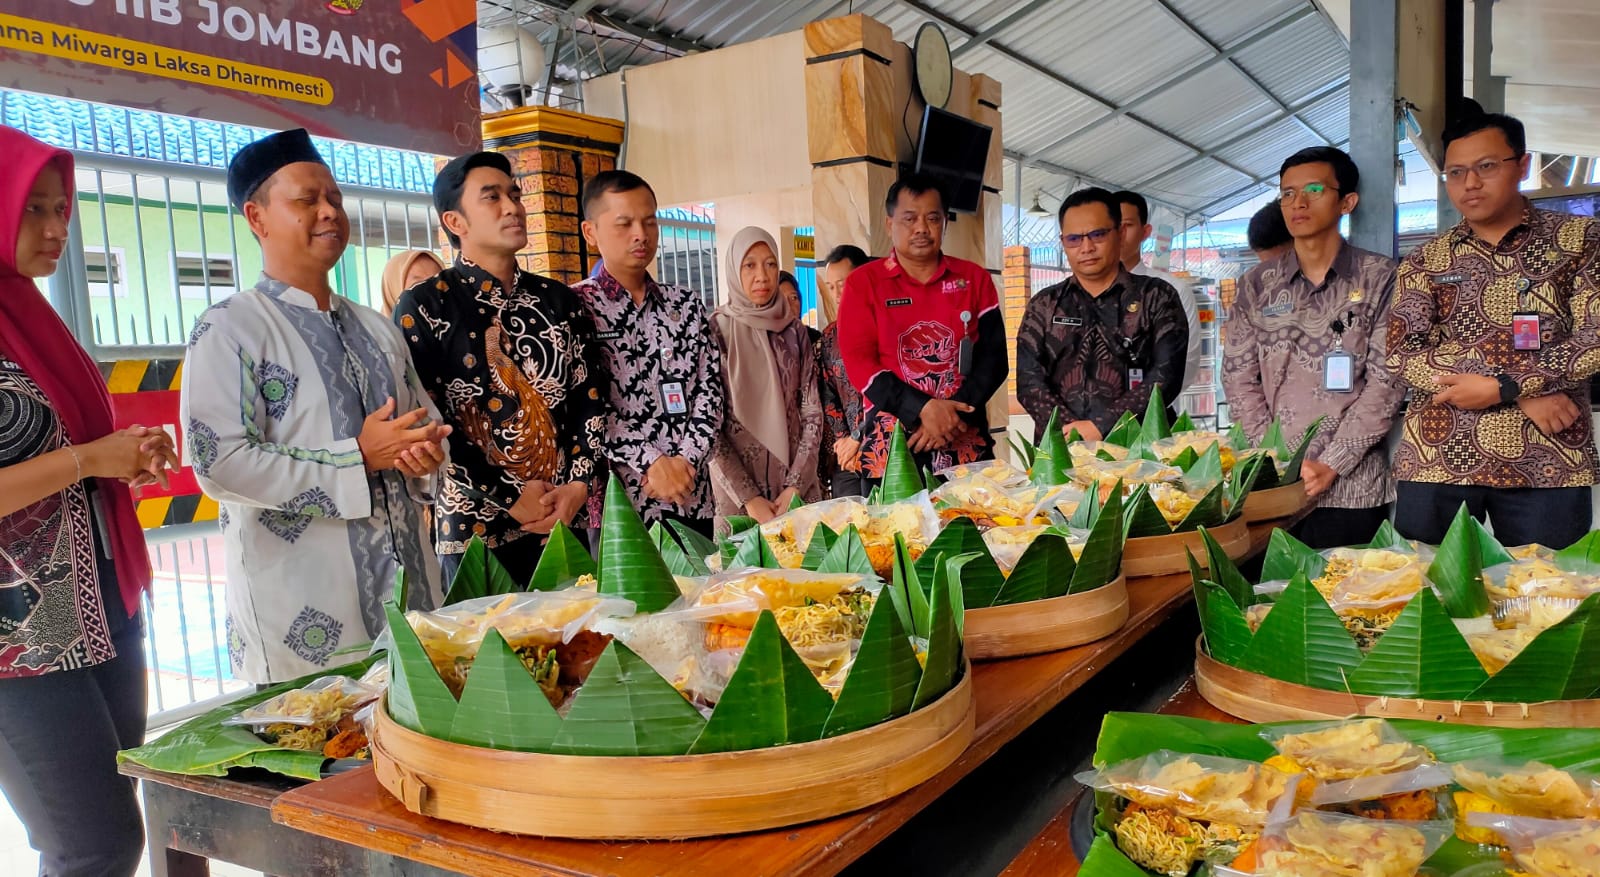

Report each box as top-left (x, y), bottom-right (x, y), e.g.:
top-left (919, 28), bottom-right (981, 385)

top-left (1, 0), bottom-right (480, 156)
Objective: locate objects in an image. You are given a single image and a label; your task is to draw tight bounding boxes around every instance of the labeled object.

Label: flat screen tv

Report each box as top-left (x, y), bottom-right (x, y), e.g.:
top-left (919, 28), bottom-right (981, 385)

top-left (914, 105), bottom-right (993, 214)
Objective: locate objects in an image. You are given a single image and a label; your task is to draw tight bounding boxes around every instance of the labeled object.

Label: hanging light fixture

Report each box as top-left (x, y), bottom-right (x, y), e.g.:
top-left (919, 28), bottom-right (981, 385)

top-left (1026, 191), bottom-right (1052, 218)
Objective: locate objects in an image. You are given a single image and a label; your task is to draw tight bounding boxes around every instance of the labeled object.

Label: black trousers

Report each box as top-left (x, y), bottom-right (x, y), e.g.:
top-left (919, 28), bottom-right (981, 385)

top-left (1289, 503), bottom-right (1393, 550)
top-left (0, 621), bottom-right (147, 877)
top-left (830, 471), bottom-right (870, 499)
top-left (1394, 481), bottom-right (1593, 549)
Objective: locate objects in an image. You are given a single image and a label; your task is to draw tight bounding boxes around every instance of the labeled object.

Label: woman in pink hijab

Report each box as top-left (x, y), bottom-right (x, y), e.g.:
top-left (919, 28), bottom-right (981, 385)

top-left (0, 125), bottom-right (178, 876)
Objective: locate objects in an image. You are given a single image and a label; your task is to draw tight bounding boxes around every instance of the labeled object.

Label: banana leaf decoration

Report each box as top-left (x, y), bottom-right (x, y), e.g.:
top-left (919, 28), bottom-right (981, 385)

top-left (879, 423), bottom-right (925, 504)
top-left (443, 536), bottom-right (521, 605)
top-left (1031, 408), bottom-right (1074, 487)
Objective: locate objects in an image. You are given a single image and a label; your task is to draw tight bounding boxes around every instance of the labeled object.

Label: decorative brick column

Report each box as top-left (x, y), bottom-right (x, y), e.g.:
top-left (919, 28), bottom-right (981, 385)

top-left (1002, 245), bottom-right (1033, 402)
top-left (481, 106), bottom-right (624, 285)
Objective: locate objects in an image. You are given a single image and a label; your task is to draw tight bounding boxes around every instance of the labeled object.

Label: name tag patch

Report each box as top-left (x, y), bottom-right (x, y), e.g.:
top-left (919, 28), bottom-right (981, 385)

top-left (886, 297), bottom-right (913, 308)
top-left (594, 330), bottom-right (622, 341)
top-left (1052, 316), bottom-right (1084, 327)
top-left (1434, 272), bottom-right (1467, 284)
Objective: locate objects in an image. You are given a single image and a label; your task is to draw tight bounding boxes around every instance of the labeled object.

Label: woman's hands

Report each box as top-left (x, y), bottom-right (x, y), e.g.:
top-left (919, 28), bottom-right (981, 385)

top-left (78, 425), bottom-right (179, 489)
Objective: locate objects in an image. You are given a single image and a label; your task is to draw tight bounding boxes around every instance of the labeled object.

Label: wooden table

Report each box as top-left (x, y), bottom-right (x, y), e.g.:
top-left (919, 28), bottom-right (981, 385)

top-left (268, 571), bottom-right (1202, 877)
top-left (998, 680), bottom-right (1242, 877)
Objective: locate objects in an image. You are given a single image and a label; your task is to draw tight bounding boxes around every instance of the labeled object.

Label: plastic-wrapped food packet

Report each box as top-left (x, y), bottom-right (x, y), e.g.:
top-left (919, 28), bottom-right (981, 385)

top-left (225, 675), bottom-right (380, 729)
top-left (1259, 718), bottom-right (1449, 819)
top-left (1249, 809), bottom-right (1452, 877)
top-left (933, 459), bottom-right (1029, 487)
top-left (1463, 814), bottom-right (1600, 876)
top-left (1067, 440), bottom-right (1130, 466)
top-left (1076, 750), bottom-right (1298, 827)
top-left (1452, 759), bottom-right (1600, 822)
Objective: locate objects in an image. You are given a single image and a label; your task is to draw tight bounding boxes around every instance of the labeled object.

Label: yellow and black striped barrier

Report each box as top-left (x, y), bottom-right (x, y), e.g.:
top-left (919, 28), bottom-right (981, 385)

top-left (97, 358), bottom-right (218, 529)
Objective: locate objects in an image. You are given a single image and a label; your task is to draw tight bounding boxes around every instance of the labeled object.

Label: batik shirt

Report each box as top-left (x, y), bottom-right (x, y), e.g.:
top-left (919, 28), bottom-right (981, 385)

top-left (395, 259), bottom-right (605, 553)
top-left (572, 268), bottom-right (723, 524)
top-left (182, 275), bottom-right (443, 685)
top-left (837, 251), bottom-right (1008, 477)
top-left (1223, 243), bottom-right (1405, 509)
top-left (1388, 204), bottom-right (1600, 488)
top-left (1016, 269), bottom-right (1188, 439)
top-left (819, 321), bottom-right (867, 475)
top-left (0, 354), bottom-right (127, 677)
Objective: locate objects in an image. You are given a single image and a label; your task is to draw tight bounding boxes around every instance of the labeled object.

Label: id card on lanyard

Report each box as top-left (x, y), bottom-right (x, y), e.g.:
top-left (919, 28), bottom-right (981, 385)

top-left (1513, 277), bottom-right (1542, 350)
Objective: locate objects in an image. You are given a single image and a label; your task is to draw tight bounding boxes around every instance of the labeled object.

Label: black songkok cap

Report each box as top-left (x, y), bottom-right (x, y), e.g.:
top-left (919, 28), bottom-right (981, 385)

top-left (227, 128), bottom-right (326, 212)
top-left (433, 151), bottom-right (514, 218)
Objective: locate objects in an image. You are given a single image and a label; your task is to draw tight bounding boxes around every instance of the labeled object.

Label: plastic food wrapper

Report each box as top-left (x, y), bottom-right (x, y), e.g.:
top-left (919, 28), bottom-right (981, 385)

top-left (931, 475), bottom-right (1047, 529)
top-left (1260, 718), bottom-right (1435, 782)
top-left (1148, 481), bottom-right (1211, 526)
top-left (225, 675), bottom-right (381, 730)
top-left (593, 611), bottom-right (707, 697)
top-left (1251, 810), bottom-right (1452, 877)
top-left (1493, 595), bottom-right (1586, 631)
top-left (682, 567), bottom-right (876, 628)
top-left (1482, 558), bottom-right (1600, 602)
top-left (933, 459), bottom-right (1028, 487)
top-left (1452, 759), bottom-right (1600, 822)
top-left (759, 496), bottom-right (870, 567)
top-left (1068, 440), bottom-right (1129, 466)
top-left (1152, 431), bottom-right (1237, 469)
top-left (1463, 814), bottom-right (1600, 875)
top-left (403, 590), bottom-right (635, 695)
top-left (1069, 458), bottom-right (1183, 492)
top-left (1077, 750), bottom-right (1298, 827)
top-left (859, 492), bottom-right (941, 575)
top-left (981, 525), bottom-right (1086, 574)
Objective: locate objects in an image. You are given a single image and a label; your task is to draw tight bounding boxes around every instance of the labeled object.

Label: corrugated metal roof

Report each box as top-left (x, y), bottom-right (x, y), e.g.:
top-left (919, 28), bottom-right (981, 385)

top-left (1133, 64), bottom-right (1279, 151)
top-left (1232, 14), bottom-right (1348, 105)
top-left (524, 0), bottom-right (1352, 219)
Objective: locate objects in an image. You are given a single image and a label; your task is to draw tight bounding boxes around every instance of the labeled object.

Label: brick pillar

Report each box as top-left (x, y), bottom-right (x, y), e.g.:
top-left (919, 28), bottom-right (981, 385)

top-left (1002, 245), bottom-right (1033, 403)
top-left (481, 106), bottom-right (624, 286)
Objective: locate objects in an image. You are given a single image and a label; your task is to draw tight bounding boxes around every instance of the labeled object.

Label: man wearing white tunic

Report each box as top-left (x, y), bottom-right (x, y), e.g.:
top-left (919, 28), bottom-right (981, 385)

top-left (182, 129), bottom-right (450, 684)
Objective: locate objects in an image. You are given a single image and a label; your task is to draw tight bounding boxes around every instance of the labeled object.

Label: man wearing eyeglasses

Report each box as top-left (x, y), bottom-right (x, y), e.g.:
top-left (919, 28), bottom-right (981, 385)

top-left (1016, 187), bottom-right (1188, 442)
top-left (1222, 147), bottom-right (1405, 548)
top-left (1387, 107), bottom-right (1600, 548)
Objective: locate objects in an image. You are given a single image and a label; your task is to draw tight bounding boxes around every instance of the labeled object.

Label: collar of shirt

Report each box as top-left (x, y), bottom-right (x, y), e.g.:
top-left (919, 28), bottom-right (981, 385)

top-left (590, 265), bottom-right (665, 307)
top-left (1059, 267), bottom-right (1135, 302)
top-left (883, 249), bottom-right (955, 286)
top-left (1447, 198), bottom-right (1536, 248)
top-left (454, 255), bottom-right (524, 300)
top-left (259, 274), bottom-right (345, 313)
top-left (1281, 239), bottom-right (1358, 291)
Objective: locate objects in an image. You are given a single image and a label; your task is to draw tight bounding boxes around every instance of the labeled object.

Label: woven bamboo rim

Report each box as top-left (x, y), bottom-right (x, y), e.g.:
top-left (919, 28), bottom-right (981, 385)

top-left (1194, 640), bottom-right (1600, 728)
top-left (965, 575), bottom-right (1128, 660)
top-left (1123, 516), bottom-right (1251, 579)
top-left (1240, 481), bottom-right (1308, 524)
top-left (370, 662), bottom-right (976, 839)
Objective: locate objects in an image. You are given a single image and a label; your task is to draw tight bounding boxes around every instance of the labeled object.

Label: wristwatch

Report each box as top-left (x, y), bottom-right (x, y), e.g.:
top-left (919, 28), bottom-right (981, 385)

top-left (1496, 373), bottom-right (1520, 405)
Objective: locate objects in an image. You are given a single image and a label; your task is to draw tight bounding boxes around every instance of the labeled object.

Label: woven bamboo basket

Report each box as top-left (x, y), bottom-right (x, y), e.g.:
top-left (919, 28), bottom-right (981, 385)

top-left (964, 575), bottom-right (1128, 660)
top-left (1240, 481), bottom-right (1308, 524)
top-left (1194, 642), bottom-right (1600, 728)
top-left (369, 663), bottom-right (975, 839)
top-left (1122, 517), bottom-right (1251, 579)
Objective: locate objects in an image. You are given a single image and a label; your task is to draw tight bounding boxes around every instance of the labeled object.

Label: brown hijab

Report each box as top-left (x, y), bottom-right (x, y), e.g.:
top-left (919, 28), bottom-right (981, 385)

top-left (714, 227), bottom-right (796, 464)
top-left (380, 249), bottom-right (445, 316)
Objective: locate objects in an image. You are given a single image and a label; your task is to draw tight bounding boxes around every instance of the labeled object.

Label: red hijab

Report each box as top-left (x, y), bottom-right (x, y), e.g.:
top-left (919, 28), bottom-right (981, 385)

top-left (0, 126), bottom-right (150, 617)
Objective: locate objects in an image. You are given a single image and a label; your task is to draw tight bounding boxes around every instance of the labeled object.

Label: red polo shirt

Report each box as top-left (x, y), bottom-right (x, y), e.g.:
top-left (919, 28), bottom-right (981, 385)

top-left (837, 250), bottom-right (1003, 476)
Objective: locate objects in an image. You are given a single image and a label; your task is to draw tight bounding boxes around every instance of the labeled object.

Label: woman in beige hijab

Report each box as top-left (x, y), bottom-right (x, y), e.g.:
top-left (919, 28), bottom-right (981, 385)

top-left (379, 249), bottom-right (446, 317)
top-left (709, 227), bottom-right (823, 523)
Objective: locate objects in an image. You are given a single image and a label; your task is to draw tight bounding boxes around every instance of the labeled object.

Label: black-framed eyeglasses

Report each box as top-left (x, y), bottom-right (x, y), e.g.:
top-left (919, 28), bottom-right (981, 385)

top-left (1442, 156), bottom-right (1521, 183)
top-left (1061, 227), bottom-right (1114, 248)
top-left (1279, 182), bottom-right (1340, 203)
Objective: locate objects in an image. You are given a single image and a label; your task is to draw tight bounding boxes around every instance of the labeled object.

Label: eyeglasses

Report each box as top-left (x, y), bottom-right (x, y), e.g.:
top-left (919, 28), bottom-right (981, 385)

top-left (1442, 156), bottom-right (1521, 183)
top-left (1279, 183), bottom-right (1339, 203)
top-left (1061, 227), bottom-right (1114, 248)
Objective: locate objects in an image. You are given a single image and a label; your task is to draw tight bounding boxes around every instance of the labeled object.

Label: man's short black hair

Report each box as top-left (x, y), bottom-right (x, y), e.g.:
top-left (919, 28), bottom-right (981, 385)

top-left (1247, 202), bottom-right (1292, 253)
top-left (1279, 146), bottom-right (1360, 196)
top-left (884, 173), bottom-right (947, 216)
top-left (1442, 100), bottom-right (1528, 157)
top-left (1058, 187), bottom-right (1121, 228)
top-left (1111, 190), bottom-right (1150, 226)
top-left (582, 169), bottom-right (656, 220)
top-left (433, 151), bottom-right (514, 248)
top-left (823, 244), bottom-right (871, 270)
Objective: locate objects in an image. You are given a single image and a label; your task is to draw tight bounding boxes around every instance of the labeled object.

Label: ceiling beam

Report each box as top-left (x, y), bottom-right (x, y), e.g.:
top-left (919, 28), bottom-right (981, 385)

top-left (1189, 135), bottom-right (1352, 216)
top-left (948, 0), bottom-right (1075, 60)
top-left (878, 0), bottom-right (1260, 184)
top-left (1025, 6), bottom-right (1314, 161)
top-left (1128, 77), bottom-right (1348, 191)
top-left (1146, 0), bottom-right (1337, 146)
top-left (536, 0), bottom-right (713, 55)
top-left (1004, 150), bottom-right (1193, 217)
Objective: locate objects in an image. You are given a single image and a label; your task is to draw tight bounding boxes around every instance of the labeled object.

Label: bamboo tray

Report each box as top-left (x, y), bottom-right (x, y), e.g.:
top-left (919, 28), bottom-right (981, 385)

top-left (1194, 642), bottom-right (1600, 728)
top-left (965, 575), bottom-right (1128, 660)
top-left (1122, 517), bottom-right (1250, 579)
top-left (1239, 481), bottom-right (1307, 524)
top-left (370, 664), bottom-right (976, 839)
